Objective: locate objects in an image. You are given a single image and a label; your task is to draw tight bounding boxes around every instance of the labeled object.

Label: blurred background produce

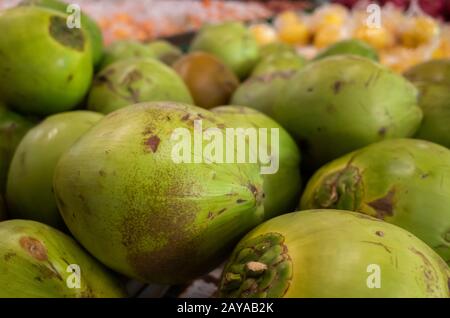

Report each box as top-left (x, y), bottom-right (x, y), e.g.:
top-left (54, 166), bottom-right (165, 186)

top-left (0, 0), bottom-right (449, 299)
top-left (0, 0), bottom-right (448, 74)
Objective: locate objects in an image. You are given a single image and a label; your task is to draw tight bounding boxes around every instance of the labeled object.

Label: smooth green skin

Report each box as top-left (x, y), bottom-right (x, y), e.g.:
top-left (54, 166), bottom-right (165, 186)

top-left (221, 210), bottom-right (450, 298)
top-left (0, 106), bottom-right (35, 219)
top-left (146, 40), bottom-right (183, 65)
top-left (100, 40), bottom-right (181, 70)
top-left (0, 219), bottom-right (125, 298)
top-left (87, 58), bottom-right (194, 114)
top-left (190, 22), bottom-right (260, 79)
top-left (54, 102), bottom-right (265, 284)
top-left (301, 139), bottom-right (450, 264)
top-left (0, 103), bottom-right (5, 220)
top-left (231, 72), bottom-right (296, 119)
top-left (232, 51), bottom-right (305, 118)
top-left (274, 55), bottom-right (423, 168)
top-left (404, 59), bottom-right (450, 85)
top-left (0, 107), bottom-right (34, 194)
top-left (0, 7), bottom-right (93, 116)
top-left (314, 40), bottom-right (379, 61)
top-left (20, 0), bottom-right (104, 67)
top-left (251, 51), bottom-right (306, 77)
top-left (6, 111), bottom-right (103, 228)
top-left (414, 83), bottom-right (450, 148)
top-left (211, 106), bottom-right (301, 220)
top-left (259, 42), bottom-right (296, 61)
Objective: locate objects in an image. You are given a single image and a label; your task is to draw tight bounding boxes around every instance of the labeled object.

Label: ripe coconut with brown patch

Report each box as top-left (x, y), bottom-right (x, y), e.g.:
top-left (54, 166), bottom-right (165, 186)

top-left (190, 22), bottom-right (260, 79)
top-left (53, 102), bottom-right (265, 284)
top-left (0, 219), bottom-right (126, 297)
top-left (173, 52), bottom-right (240, 109)
top-left (0, 6), bottom-right (93, 116)
top-left (87, 58), bottom-right (194, 114)
top-left (301, 139), bottom-right (450, 265)
top-left (19, 0), bottom-right (104, 68)
top-left (219, 210), bottom-right (450, 297)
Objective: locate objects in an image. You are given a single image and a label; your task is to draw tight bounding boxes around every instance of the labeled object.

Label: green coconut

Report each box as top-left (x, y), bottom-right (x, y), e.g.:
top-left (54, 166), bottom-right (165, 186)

top-left (314, 39), bottom-right (379, 61)
top-left (0, 7), bottom-right (93, 116)
top-left (99, 40), bottom-right (151, 70)
top-left (173, 52), bottom-right (240, 109)
top-left (219, 210), bottom-right (450, 298)
top-left (0, 219), bottom-right (125, 298)
top-left (301, 139), bottom-right (450, 264)
top-left (0, 107), bottom-right (35, 194)
top-left (190, 22), bottom-right (260, 79)
top-left (211, 106), bottom-right (301, 220)
top-left (231, 52), bottom-right (306, 118)
top-left (414, 82), bottom-right (450, 148)
top-left (146, 40), bottom-right (183, 65)
top-left (87, 58), bottom-right (193, 114)
top-left (404, 59), bottom-right (450, 85)
top-left (0, 106), bottom-right (35, 220)
top-left (100, 40), bottom-right (182, 70)
top-left (251, 51), bottom-right (306, 77)
top-left (273, 55), bottom-right (423, 168)
top-left (7, 111), bottom-right (103, 228)
top-left (259, 42), bottom-right (296, 61)
top-left (53, 102), bottom-right (265, 284)
top-left (20, 0), bottom-right (104, 67)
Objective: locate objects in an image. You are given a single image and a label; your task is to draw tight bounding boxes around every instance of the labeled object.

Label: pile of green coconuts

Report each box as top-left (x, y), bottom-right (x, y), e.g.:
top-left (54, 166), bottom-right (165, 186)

top-left (0, 0), bottom-right (449, 298)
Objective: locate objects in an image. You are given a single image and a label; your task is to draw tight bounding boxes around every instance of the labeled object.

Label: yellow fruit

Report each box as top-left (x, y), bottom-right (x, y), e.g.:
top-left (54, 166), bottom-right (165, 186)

top-left (324, 12), bottom-right (344, 26)
top-left (401, 16), bottom-right (439, 48)
top-left (382, 7), bottom-right (405, 35)
top-left (380, 48), bottom-right (423, 73)
top-left (432, 39), bottom-right (450, 59)
top-left (277, 11), bottom-right (300, 27)
top-left (314, 9), bottom-right (346, 31)
top-left (278, 22), bottom-right (309, 45)
top-left (249, 23), bottom-right (278, 45)
top-left (313, 4), bottom-right (347, 25)
top-left (313, 25), bottom-right (342, 49)
top-left (355, 25), bottom-right (394, 50)
top-left (415, 16), bottom-right (439, 43)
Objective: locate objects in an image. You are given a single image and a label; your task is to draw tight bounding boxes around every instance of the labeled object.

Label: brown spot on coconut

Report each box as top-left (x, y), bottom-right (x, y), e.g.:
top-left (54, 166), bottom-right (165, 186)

top-left (368, 189), bottom-right (396, 220)
top-left (19, 236), bottom-right (47, 261)
top-left (49, 15), bottom-right (85, 51)
top-left (87, 58), bottom-right (193, 115)
top-left (145, 135), bottom-right (160, 153)
top-left (53, 102), bottom-right (265, 284)
top-left (300, 139), bottom-right (450, 265)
